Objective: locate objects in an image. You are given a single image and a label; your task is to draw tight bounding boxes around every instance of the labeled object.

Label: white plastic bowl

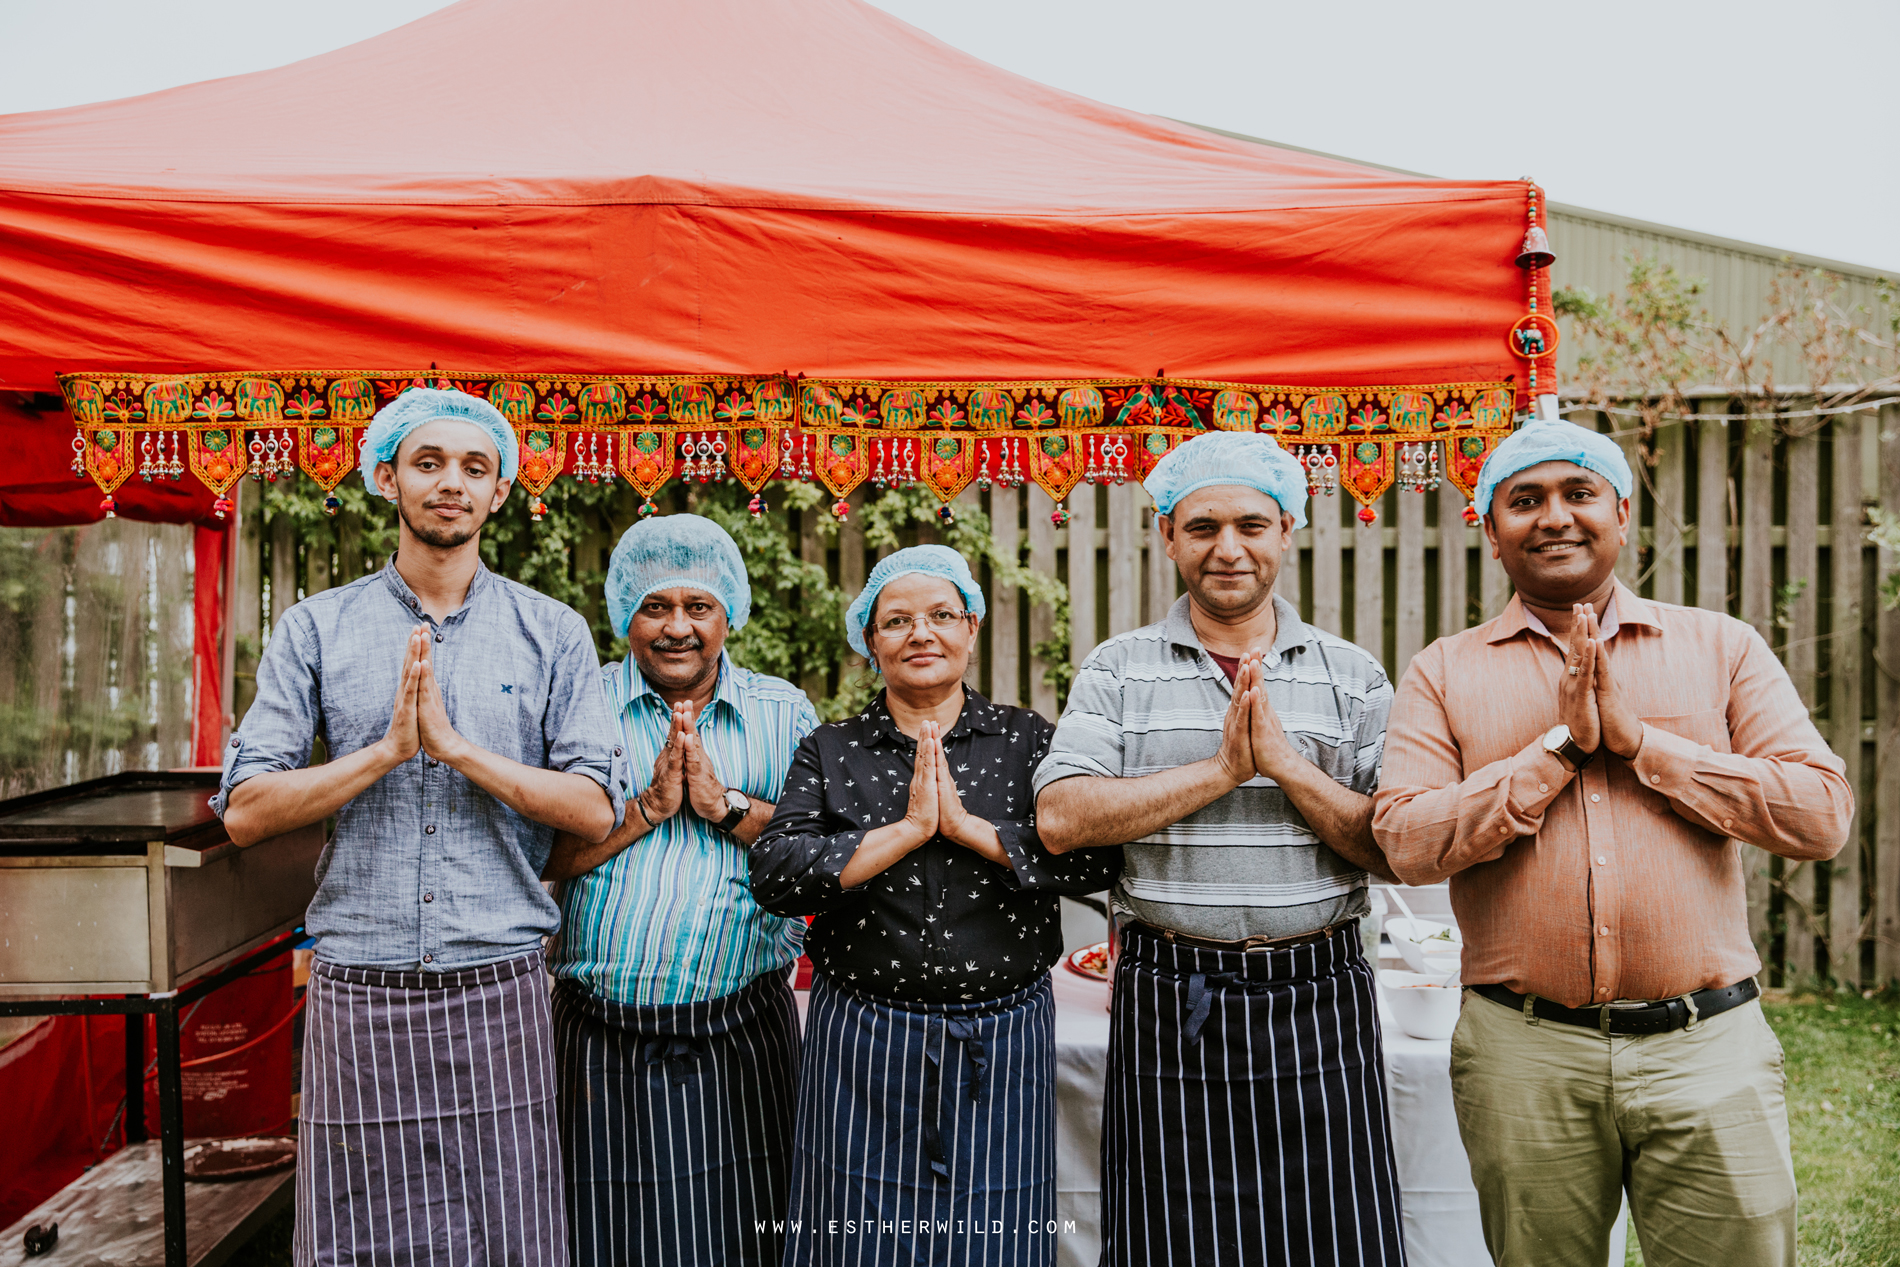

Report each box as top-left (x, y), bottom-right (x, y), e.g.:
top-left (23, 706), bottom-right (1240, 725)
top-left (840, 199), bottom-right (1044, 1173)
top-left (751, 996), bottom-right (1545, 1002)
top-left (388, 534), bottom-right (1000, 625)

top-left (1384, 916), bottom-right (1464, 975)
top-left (1379, 969), bottom-right (1462, 1041)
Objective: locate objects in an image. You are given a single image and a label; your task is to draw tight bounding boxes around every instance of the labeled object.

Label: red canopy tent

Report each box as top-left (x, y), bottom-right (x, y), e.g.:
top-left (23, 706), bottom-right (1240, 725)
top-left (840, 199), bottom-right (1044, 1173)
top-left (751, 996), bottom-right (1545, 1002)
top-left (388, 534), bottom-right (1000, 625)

top-left (0, 0), bottom-right (1556, 756)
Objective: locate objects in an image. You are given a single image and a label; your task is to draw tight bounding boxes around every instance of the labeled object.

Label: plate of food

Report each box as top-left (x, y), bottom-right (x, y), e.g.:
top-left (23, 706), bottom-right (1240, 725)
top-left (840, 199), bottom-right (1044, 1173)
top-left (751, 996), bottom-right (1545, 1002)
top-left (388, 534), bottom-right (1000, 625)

top-left (1384, 916), bottom-right (1463, 976)
top-left (1065, 941), bottom-right (1110, 981)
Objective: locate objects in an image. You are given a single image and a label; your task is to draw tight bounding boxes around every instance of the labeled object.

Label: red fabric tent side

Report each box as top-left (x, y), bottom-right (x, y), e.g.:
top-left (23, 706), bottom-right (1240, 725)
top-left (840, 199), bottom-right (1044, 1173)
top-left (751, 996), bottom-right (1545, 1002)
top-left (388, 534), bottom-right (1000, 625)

top-left (0, 396), bottom-right (228, 764)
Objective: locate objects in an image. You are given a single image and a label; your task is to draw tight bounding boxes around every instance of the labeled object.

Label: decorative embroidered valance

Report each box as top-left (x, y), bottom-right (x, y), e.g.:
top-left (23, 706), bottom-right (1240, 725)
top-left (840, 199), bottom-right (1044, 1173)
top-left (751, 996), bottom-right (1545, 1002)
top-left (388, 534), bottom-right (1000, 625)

top-left (57, 370), bottom-right (1519, 524)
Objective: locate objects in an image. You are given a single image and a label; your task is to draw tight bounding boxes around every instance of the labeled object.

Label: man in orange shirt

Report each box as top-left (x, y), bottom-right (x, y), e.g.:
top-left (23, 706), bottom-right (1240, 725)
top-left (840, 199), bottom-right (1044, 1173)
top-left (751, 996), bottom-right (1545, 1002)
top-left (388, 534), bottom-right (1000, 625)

top-left (1373, 413), bottom-right (1852, 1267)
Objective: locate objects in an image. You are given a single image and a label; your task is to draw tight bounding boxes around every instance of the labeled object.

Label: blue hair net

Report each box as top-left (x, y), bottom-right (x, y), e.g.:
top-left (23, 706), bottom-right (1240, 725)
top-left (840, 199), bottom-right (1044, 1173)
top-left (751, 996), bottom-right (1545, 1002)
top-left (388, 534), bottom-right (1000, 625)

top-left (360, 387), bottom-right (519, 498)
top-left (845, 545), bottom-right (987, 660)
top-left (605, 514), bottom-right (751, 637)
top-left (1472, 417), bottom-right (1632, 517)
top-left (1142, 432), bottom-right (1308, 529)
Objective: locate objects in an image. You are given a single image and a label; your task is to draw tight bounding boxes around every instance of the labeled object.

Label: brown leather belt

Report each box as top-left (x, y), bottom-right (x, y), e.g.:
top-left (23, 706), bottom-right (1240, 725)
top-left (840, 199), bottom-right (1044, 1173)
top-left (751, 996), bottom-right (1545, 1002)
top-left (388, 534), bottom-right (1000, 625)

top-left (1139, 918), bottom-right (1357, 954)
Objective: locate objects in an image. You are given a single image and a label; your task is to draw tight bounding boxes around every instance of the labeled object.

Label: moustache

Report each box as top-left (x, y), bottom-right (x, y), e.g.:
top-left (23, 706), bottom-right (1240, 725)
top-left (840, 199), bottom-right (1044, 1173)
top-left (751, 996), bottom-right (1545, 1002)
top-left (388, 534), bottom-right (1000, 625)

top-left (650, 635), bottom-right (705, 653)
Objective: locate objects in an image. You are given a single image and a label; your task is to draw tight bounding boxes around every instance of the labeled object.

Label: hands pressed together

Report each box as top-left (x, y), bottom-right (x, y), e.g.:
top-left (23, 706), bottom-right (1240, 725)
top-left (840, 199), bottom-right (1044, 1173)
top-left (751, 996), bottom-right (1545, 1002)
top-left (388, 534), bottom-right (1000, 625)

top-left (380, 624), bottom-right (472, 767)
top-left (896, 721), bottom-right (1006, 864)
top-left (634, 701), bottom-right (733, 828)
top-left (1213, 654), bottom-right (1305, 791)
top-left (1557, 603), bottom-right (1644, 761)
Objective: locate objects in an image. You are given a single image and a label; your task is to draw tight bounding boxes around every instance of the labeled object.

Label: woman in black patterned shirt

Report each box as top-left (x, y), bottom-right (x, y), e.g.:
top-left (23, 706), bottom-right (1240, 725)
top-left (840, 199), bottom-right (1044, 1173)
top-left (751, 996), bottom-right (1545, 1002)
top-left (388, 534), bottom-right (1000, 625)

top-left (753, 545), bottom-right (1118, 1267)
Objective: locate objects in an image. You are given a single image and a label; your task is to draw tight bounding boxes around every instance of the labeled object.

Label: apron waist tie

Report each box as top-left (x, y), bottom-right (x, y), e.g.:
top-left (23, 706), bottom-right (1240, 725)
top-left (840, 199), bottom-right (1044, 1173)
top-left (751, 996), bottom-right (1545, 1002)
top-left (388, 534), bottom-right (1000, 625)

top-left (1184, 972), bottom-right (1237, 1046)
top-left (643, 1036), bottom-right (704, 1087)
top-left (923, 1016), bottom-right (992, 1181)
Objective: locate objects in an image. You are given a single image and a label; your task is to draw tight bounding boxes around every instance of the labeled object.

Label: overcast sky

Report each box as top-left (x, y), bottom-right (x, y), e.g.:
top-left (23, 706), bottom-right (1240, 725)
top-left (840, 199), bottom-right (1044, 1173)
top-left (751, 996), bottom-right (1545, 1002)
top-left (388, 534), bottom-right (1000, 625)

top-left (2, 0), bottom-right (1893, 272)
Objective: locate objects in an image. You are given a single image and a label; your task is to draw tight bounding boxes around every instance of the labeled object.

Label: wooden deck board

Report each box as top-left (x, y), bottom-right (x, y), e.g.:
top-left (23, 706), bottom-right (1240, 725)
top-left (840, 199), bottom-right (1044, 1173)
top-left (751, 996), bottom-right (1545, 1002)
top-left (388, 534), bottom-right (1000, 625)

top-left (0, 1142), bottom-right (292, 1267)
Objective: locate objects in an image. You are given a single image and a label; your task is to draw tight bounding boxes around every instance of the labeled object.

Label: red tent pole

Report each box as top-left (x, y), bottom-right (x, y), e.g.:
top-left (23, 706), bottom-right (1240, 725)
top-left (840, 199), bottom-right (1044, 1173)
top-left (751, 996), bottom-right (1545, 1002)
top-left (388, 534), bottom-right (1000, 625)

top-left (220, 482), bottom-right (242, 750)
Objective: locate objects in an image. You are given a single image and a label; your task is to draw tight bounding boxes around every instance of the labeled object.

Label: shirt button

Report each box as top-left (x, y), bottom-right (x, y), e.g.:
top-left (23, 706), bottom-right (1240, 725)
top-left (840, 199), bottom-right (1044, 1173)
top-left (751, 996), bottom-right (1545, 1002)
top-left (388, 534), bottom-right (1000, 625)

top-left (1539, 783), bottom-right (1549, 793)
top-left (1597, 855), bottom-right (1607, 865)
top-left (1650, 774), bottom-right (1661, 784)
top-left (1599, 987), bottom-right (1610, 996)
top-left (434, 633), bottom-right (444, 643)
top-left (229, 736), bottom-right (240, 748)
top-left (614, 747), bottom-right (623, 757)
top-left (425, 824), bottom-right (437, 835)
top-left (1590, 793), bottom-right (1601, 803)
top-left (1598, 926), bottom-right (1610, 936)
top-left (423, 954), bottom-right (434, 963)
top-left (1722, 818), bottom-right (1733, 829)
top-left (423, 892), bottom-right (434, 903)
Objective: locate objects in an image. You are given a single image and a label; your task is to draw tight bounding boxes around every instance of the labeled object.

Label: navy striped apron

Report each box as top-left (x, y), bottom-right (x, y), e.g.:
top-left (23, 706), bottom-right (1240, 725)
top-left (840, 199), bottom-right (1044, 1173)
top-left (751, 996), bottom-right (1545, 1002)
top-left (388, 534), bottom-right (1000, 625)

top-left (551, 968), bottom-right (800, 1267)
top-left (784, 972), bottom-right (1058, 1267)
top-left (1101, 923), bottom-right (1407, 1267)
top-left (296, 949), bottom-right (566, 1267)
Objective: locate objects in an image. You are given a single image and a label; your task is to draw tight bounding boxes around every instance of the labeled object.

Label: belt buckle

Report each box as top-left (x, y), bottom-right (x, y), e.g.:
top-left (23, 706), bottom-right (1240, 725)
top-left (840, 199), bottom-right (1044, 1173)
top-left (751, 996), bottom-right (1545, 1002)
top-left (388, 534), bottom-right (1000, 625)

top-left (1599, 999), bottom-right (1647, 1035)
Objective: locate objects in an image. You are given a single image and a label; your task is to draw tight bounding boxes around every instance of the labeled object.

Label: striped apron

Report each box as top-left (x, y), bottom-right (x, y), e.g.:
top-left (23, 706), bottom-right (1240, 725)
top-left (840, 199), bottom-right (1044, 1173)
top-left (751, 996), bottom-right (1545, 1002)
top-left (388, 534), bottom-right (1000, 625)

top-left (1102, 923), bottom-right (1407, 1267)
top-left (296, 949), bottom-right (566, 1267)
top-left (783, 972), bottom-right (1058, 1267)
top-left (551, 968), bottom-right (800, 1267)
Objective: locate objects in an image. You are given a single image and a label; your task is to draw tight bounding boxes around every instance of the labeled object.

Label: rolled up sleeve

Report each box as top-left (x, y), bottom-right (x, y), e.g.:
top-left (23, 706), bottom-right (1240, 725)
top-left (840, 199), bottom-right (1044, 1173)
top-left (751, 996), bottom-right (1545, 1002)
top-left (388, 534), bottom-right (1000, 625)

top-left (1031, 650), bottom-right (1127, 795)
top-left (544, 617), bottom-right (626, 831)
top-left (212, 614), bottom-right (320, 818)
top-left (750, 735), bottom-right (865, 916)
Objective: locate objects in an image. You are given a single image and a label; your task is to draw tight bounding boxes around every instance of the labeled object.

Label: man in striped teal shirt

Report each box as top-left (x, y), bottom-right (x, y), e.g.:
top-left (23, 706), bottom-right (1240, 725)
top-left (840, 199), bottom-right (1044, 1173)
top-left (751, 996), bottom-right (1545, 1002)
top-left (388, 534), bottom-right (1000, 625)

top-left (545, 514), bottom-right (818, 1267)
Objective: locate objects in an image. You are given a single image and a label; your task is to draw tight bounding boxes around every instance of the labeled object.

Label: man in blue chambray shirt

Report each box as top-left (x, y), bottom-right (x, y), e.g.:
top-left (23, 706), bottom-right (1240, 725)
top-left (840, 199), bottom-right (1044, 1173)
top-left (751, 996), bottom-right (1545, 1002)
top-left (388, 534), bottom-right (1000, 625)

top-left (544, 514), bottom-right (818, 1267)
top-left (217, 388), bottom-right (622, 1267)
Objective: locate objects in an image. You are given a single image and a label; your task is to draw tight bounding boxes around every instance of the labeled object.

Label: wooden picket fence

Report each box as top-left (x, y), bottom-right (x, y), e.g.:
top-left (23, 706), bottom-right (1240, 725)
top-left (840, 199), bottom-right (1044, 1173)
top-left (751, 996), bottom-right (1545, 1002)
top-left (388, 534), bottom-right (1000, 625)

top-left (953, 403), bottom-right (1899, 991)
top-left (239, 403), bottom-right (1900, 989)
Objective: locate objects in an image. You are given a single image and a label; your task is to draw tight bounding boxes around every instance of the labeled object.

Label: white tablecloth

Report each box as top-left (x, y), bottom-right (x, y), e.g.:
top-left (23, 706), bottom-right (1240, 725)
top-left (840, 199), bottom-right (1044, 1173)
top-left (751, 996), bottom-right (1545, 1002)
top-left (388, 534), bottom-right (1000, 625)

top-left (1044, 964), bottom-right (1626, 1267)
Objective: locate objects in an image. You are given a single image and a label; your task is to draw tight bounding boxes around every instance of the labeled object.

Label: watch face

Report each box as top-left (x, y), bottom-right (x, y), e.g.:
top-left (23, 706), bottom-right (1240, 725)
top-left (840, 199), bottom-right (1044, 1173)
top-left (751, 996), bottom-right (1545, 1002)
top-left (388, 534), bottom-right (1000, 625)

top-left (1543, 724), bottom-right (1570, 751)
top-left (724, 789), bottom-right (750, 814)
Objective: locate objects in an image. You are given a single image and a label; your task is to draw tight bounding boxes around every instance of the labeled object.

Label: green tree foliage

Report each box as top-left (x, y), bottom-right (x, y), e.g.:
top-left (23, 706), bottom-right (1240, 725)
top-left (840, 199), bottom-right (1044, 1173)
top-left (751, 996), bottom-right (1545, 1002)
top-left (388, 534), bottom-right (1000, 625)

top-left (257, 468), bottom-right (1065, 720)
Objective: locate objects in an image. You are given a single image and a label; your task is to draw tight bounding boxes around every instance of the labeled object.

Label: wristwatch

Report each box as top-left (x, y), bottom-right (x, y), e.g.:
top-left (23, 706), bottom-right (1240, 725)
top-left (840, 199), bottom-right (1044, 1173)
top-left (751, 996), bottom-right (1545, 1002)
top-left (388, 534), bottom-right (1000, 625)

top-left (716, 788), bottom-right (751, 833)
top-left (1541, 723), bottom-right (1593, 773)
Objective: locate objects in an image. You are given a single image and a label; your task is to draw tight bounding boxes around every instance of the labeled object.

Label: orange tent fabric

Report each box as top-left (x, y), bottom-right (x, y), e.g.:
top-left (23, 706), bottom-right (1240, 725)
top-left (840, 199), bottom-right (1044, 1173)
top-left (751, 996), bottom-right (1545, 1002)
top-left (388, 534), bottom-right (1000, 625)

top-left (0, 0), bottom-right (1539, 395)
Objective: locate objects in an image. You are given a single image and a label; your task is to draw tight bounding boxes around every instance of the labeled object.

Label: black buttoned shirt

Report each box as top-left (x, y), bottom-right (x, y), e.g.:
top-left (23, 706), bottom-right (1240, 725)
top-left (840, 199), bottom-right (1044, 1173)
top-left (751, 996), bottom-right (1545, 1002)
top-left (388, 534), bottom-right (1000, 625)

top-left (751, 689), bottom-right (1120, 1004)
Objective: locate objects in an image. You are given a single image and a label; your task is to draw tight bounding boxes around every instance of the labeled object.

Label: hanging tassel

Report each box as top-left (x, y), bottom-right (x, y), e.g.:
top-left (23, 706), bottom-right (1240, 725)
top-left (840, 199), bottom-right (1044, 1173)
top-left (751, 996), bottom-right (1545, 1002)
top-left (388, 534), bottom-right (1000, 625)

top-left (1462, 504), bottom-right (1481, 525)
top-left (531, 497), bottom-right (549, 520)
top-left (832, 498), bottom-right (851, 521)
top-left (1051, 502), bottom-right (1071, 528)
top-left (99, 495), bottom-right (116, 519)
top-left (323, 494), bottom-right (341, 516)
top-left (639, 498), bottom-right (658, 517)
top-left (937, 503), bottom-right (955, 525)
top-left (748, 493), bottom-right (767, 518)
top-left (212, 495), bottom-right (231, 520)
top-left (1357, 505), bottom-right (1378, 525)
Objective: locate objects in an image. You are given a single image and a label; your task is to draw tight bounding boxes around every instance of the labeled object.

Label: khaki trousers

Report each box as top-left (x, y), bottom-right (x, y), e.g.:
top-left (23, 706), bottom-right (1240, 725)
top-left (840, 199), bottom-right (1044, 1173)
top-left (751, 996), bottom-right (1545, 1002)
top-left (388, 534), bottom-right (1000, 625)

top-left (1449, 989), bottom-right (1796, 1267)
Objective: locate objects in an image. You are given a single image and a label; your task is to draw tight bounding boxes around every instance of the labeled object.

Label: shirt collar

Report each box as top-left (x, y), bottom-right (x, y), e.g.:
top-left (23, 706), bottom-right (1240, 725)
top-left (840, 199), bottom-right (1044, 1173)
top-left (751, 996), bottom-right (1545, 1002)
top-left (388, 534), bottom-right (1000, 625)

top-left (861, 686), bottom-right (1007, 748)
top-left (378, 554), bottom-right (492, 622)
top-left (1164, 592), bottom-right (1312, 665)
top-left (1488, 580), bottom-right (1662, 645)
top-left (623, 651), bottom-right (742, 719)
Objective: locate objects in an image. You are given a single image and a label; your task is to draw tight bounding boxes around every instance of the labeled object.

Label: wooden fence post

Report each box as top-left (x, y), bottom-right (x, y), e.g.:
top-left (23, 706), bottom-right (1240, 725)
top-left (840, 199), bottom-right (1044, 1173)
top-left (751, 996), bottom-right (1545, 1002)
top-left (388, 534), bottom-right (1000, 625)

top-left (1875, 403), bottom-right (1900, 986)
top-left (1438, 484), bottom-right (1469, 636)
top-left (1738, 414), bottom-right (1776, 964)
top-left (1394, 483), bottom-right (1426, 681)
top-left (1696, 404), bottom-right (1730, 614)
top-left (1312, 490), bottom-right (1343, 637)
top-left (1782, 424), bottom-right (1822, 979)
top-left (1106, 482), bottom-right (1143, 640)
top-left (1828, 414), bottom-right (1866, 986)
top-left (1147, 502), bottom-right (1176, 626)
top-left (1068, 486), bottom-right (1098, 672)
top-left (1352, 496), bottom-right (1384, 661)
top-left (269, 511), bottom-right (298, 633)
top-left (799, 508), bottom-right (826, 701)
top-left (1651, 419), bottom-right (1687, 607)
top-left (988, 487), bottom-right (1021, 707)
top-left (1027, 487), bottom-right (1058, 720)
top-left (1612, 413), bottom-right (1645, 591)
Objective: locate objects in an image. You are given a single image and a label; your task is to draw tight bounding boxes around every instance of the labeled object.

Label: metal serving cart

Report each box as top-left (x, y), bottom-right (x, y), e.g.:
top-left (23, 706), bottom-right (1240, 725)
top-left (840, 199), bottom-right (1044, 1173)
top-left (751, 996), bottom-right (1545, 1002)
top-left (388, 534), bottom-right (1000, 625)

top-left (0, 771), bottom-right (321, 1267)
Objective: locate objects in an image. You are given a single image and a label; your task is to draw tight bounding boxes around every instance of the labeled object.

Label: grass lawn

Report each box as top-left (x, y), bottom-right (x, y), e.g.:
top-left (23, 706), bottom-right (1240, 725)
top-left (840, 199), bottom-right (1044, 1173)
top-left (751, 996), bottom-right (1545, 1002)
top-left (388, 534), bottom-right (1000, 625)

top-left (1626, 987), bottom-right (1900, 1266)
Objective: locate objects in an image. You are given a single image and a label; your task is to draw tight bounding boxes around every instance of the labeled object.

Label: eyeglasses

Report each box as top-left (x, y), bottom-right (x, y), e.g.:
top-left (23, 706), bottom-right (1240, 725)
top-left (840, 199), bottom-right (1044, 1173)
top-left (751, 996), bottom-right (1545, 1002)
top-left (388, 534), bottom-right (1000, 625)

top-left (873, 609), bottom-right (973, 638)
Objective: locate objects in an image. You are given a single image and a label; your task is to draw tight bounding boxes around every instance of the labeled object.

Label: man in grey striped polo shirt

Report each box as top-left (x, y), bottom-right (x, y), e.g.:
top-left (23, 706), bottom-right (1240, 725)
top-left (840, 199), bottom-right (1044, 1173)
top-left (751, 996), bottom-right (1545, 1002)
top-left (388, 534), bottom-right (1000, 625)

top-left (1036, 430), bottom-right (1407, 1266)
